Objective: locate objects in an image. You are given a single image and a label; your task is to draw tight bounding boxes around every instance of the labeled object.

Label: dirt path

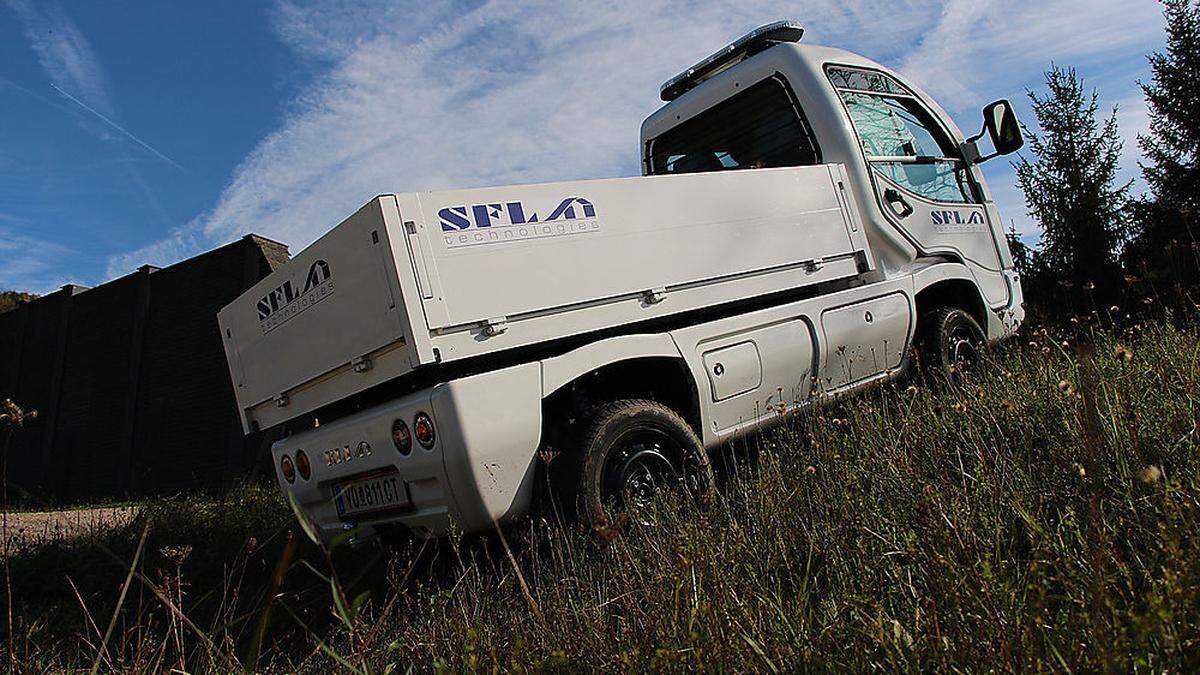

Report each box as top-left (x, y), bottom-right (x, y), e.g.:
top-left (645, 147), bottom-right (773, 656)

top-left (1, 506), bottom-right (139, 552)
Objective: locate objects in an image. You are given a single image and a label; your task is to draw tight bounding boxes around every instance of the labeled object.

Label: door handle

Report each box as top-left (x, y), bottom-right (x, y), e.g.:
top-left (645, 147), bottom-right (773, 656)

top-left (884, 188), bottom-right (914, 219)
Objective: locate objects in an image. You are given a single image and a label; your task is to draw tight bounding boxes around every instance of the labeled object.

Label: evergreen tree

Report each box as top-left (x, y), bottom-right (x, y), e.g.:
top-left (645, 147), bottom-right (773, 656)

top-left (1015, 66), bottom-right (1130, 306)
top-left (1129, 0), bottom-right (1200, 288)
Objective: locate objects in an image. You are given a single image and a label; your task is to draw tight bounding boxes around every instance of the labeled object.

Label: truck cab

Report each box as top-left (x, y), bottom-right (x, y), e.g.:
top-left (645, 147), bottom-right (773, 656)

top-left (641, 23), bottom-right (1023, 335)
top-left (219, 21), bottom-right (1025, 543)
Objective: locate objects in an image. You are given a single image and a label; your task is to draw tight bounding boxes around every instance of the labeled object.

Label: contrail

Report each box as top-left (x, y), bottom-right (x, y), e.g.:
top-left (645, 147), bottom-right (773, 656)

top-left (50, 82), bottom-right (185, 172)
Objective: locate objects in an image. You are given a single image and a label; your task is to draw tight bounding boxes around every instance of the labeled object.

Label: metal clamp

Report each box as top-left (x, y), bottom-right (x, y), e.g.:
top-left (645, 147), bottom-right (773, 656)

top-left (274, 393), bottom-right (290, 408)
top-left (482, 316), bottom-right (508, 337)
top-left (802, 258), bottom-right (825, 273)
top-left (352, 355), bottom-right (373, 373)
top-left (643, 287), bottom-right (667, 305)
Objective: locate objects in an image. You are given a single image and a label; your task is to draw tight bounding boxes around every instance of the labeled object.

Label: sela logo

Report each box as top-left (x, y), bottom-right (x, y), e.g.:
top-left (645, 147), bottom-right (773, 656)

top-left (438, 196), bottom-right (600, 249)
top-left (257, 259), bottom-right (334, 333)
top-left (323, 441), bottom-right (372, 467)
top-left (931, 210), bottom-right (986, 226)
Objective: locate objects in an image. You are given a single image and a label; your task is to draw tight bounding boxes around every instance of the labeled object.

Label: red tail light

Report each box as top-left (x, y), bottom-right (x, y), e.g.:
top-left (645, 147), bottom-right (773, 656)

top-left (414, 413), bottom-right (435, 449)
top-left (280, 454), bottom-right (296, 484)
top-left (295, 450), bottom-right (311, 480)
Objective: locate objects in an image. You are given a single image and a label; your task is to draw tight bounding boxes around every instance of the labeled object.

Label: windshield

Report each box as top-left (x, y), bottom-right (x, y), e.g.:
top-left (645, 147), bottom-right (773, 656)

top-left (648, 77), bottom-right (820, 175)
top-left (828, 65), bottom-right (975, 204)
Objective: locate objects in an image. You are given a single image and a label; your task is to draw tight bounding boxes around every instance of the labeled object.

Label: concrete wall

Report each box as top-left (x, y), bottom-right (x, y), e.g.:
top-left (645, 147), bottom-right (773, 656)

top-left (0, 235), bottom-right (289, 505)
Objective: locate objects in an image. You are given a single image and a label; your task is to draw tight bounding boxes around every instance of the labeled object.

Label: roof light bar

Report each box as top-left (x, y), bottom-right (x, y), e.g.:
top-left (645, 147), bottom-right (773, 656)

top-left (659, 20), bottom-right (804, 102)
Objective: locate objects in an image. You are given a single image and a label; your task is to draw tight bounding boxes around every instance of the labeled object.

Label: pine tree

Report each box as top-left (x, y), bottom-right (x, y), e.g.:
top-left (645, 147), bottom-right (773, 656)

top-left (1129, 0), bottom-right (1200, 288)
top-left (1015, 66), bottom-right (1130, 306)
top-left (1140, 0), bottom-right (1200, 211)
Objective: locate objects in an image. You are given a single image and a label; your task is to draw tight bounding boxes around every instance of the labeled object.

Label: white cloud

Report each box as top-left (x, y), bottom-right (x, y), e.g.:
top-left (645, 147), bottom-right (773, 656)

top-left (0, 215), bottom-right (76, 294)
top-left (115, 0), bottom-right (941, 267)
top-left (901, 0), bottom-right (1164, 111)
top-left (111, 0), bottom-right (1168, 270)
top-left (4, 0), bottom-right (114, 117)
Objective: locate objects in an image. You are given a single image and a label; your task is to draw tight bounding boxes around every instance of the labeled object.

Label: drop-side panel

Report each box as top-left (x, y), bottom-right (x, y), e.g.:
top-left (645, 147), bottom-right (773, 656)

top-left (218, 197), bottom-right (425, 432)
top-left (413, 164), bottom-right (871, 362)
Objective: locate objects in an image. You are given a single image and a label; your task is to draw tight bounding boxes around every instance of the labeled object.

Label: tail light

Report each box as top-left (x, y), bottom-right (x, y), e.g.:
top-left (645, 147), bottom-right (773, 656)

top-left (392, 418), bottom-right (412, 455)
top-left (414, 412), bottom-right (435, 449)
top-left (295, 450), bottom-right (311, 480)
top-left (280, 454), bottom-right (296, 484)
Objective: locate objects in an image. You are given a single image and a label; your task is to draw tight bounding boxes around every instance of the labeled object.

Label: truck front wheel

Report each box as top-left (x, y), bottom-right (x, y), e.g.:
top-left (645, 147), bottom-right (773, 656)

top-left (569, 399), bottom-right (714, 528)
top-left (919, 307), bottom-right (987, 379)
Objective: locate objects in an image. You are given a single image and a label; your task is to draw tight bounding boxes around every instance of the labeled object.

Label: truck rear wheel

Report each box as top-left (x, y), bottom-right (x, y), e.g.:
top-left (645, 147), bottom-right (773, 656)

top-left (569, 399), bottom-right (713, 528)
top-left (919, 307), bottom-right (987, 380)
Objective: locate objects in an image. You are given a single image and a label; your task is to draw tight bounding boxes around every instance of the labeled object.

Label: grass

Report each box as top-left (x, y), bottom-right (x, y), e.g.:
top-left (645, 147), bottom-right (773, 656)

top-left (2, 313), bottom-right (1199, 672)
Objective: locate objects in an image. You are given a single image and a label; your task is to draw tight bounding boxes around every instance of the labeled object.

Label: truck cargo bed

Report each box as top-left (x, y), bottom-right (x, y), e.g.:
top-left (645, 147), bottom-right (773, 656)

top-left (219, 164), bottom-right (873, 432)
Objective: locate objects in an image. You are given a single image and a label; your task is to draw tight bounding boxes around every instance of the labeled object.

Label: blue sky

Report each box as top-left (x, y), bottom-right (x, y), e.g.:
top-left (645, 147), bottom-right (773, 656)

top-left (0, 0), bottom-right (1169, 294)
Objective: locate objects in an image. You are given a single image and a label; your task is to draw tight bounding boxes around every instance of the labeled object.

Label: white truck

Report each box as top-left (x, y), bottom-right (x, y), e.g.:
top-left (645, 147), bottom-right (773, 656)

top-left (218, 21), bottom-right (1026, 542)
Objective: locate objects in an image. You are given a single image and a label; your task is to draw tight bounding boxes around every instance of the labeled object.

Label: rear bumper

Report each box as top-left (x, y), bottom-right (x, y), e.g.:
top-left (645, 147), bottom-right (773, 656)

top-left (271, 362), bottom-right (543, 542)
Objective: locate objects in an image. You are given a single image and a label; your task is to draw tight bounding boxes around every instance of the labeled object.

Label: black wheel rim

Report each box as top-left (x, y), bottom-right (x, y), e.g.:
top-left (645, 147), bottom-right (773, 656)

top-left (947, 323), bottom-right (982, 371)
top-left (602, 427), bottom-right (688, 512)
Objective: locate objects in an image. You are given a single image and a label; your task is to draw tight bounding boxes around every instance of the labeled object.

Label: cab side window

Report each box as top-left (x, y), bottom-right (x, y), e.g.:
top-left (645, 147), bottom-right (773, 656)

top-left (828, 66), bottom-right (976, 204)
top-left (647, 76), bottom-right (821, 176)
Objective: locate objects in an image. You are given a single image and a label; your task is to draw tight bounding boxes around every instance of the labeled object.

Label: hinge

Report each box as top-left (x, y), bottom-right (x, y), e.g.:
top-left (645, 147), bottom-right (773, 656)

top-left (802, 258), bottom-right (825, 273)
top-left (352, 355), bottom-right (373, 373)
top-left (482, 316), bottom-right (508, 337)
top-left (643, 287), bottom-right (667, 305)
top-left (274, 393), bottom-right (290, 408)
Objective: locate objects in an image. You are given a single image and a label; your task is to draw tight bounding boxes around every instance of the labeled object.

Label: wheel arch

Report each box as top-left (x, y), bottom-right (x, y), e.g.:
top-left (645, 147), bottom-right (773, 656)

top-left (540, 334), bottom-right (702, 437)
top-left (912, 267), bottom-right (989, 332)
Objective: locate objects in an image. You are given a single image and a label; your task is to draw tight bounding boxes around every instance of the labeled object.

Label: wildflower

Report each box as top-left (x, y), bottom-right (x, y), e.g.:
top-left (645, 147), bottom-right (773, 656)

top-left (805, 466), bottom-right (817, 475)
top-left (1060, 340), bottom-right (1070, 349)
top-left (1109, 305), bottom-right (1119, 313)
top-left (1002, 400), bottom-right (1016, 413)
top-left (1139, 465), bottom-right (1163, 484)
top-left (160, 545), bottom-right (193, 566)
top-left (1057, 380), bottom-right (1074, 395)
top-left (1042, 347), bottom-right (1051, 355)
top-left (951, 402), bottom-right (968, 413)
top-left (1083, 281), bottom-right (1095, 290)
top-left (1073, 463), bottom-right (1086, 478)
top-left (1114, 345), bottom-right (1133, 364)
top-left (1028, 341), bottom-right (1039, 348)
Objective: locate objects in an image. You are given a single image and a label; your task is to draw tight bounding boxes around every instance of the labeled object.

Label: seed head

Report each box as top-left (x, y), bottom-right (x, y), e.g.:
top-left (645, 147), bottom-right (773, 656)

top-left (1114, 345), bottom-right (1133, 364)
top-left (1139, 465), bottom-right (1163, 484)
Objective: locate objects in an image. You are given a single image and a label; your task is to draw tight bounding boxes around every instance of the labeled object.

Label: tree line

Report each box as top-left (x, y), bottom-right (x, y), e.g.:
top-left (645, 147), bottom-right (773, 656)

top-left (1012, 0), bottom-right (1199, 317)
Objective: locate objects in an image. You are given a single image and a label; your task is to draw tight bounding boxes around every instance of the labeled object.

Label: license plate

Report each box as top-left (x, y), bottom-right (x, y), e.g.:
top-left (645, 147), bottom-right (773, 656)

top-left (334, 470), bottom-right (409, 520)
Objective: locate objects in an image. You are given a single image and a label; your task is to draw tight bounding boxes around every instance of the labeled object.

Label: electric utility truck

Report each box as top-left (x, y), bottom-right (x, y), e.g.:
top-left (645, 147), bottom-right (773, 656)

top-left (219, 21), bottom-right (1026, 542)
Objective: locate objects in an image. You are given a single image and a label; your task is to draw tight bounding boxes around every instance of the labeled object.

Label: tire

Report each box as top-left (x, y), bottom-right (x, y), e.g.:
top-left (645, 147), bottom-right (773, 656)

top-left (918, 307), bottom-right (987, 380)
top-left (567, 399), bottom-right (714, 528)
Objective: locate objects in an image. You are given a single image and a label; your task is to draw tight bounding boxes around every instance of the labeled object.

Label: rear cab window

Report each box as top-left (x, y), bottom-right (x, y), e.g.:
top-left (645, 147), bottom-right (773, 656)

top-left (646, 76), bottom-right (821, 176)
top-left (827, 65), bottom-right (977, 204)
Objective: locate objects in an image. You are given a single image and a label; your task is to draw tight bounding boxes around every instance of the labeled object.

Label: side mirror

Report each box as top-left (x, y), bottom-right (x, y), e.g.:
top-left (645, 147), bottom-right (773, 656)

top-left (962, 99), bottom-right (1024, 164)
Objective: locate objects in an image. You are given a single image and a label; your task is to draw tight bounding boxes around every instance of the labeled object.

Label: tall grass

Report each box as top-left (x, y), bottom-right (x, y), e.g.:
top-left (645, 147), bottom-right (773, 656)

top-left (3, 316), bottom-right (1199, 672)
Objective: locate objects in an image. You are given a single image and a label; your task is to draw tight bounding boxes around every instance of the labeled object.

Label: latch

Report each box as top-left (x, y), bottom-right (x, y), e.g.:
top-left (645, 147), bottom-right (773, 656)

top-left (274, 393), bottom-right (290, 408)
top-left (352, 355), bottom-right (373, 373)
top-left (643, 287), bottom-right (667, 305)
top-left (802, 258), bottom-right (825, 273)
top-left (482, 316), bottom-right (508, 337)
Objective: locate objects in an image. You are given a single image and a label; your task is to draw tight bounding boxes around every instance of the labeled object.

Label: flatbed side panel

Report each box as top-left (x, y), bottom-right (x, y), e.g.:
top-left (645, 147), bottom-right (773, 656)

top-left (218, 197), bottom-right (421, 431)
top-left (411, 164), bottom-right (871, 362)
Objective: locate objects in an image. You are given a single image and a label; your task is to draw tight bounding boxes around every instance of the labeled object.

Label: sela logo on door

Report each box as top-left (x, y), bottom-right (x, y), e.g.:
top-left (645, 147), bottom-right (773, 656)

top-left (930, 209), bottom-right (987, 233)
top-left (256, 259), bottom-right (334, 333)
top-left (438, 196), bottom-right (600, 249)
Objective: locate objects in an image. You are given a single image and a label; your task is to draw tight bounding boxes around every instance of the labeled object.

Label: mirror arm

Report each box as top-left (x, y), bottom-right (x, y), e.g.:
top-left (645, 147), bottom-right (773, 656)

top-left (959, 139), bottom-right (982, 165)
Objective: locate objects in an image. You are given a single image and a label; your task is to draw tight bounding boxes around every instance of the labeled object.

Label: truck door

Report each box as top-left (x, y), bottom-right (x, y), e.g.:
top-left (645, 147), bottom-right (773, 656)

top-left (827, 66), bottom-right (1010, 306)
